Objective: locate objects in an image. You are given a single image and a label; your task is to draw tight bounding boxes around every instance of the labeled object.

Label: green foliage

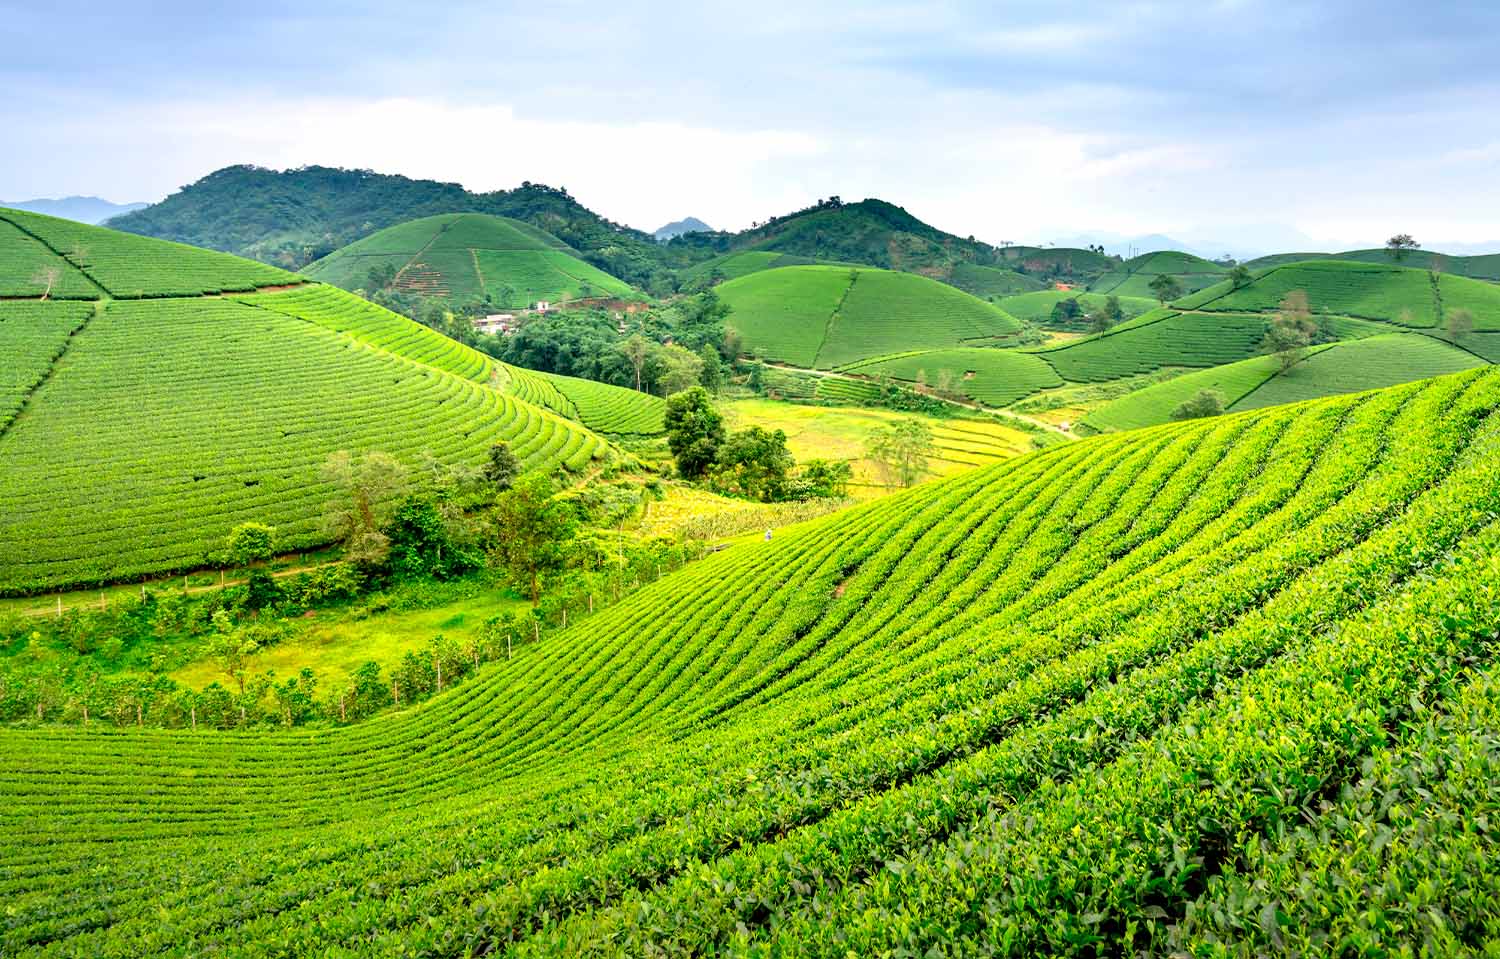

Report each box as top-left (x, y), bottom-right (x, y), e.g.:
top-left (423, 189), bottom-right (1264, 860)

top-left (385, 496), bottom-right (482, 581)
top-left (1088, 249), bottom-right (1227, 299)
top-left (708, 426), bottom-right (795, 501)
top-left (865, 417), bottom-right (936, 487)
top-left (7, 370), bottom-right (1500, 954)
top-left (1148, 271), bottom-right (1186, 305)
top-left (489, 474), bottom-right (577, 605)
top-left (664, 387), bottom-right (725, 479)
top-left (794, 459), bottom-right (853, 499)
top-left (1168, 388), bottom-right (1225, 420)
top-left (224, 522), bottom-right (276, 568)
top-left (483, 442), bottom-right (521, 492)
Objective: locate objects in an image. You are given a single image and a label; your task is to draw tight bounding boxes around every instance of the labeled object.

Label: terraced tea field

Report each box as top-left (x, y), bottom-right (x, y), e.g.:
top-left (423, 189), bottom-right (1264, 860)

top-left (6, 367), bottom-right (1500, 954)
top-left (718, 264), bottom-right (1022, 368)
top-left (1087, 249), bottom-right (1228, 299)
top-left (0, 210), bottom-right (618, 594)
top-left (304, 212), bottom-right (639, 307)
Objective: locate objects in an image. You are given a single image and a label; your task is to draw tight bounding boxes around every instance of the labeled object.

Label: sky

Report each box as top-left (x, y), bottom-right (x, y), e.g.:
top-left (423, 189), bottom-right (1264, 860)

top-left (3, 0), bottom-right (1499, 252)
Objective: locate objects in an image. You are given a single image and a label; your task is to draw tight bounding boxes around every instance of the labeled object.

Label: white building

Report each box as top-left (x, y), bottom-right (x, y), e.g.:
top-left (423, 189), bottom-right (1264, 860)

top-left (472, 313), bottom-right (516, 335)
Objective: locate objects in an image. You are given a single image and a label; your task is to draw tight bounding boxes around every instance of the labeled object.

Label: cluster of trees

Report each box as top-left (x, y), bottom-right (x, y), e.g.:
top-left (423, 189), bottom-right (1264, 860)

top-left (483, 292), bottom-right (739, 397)
top-left (665, 388), bottom-right (852, 502)
top-left (1148, 273), bottom-right (1185, 306)
top-left (1259, 290), bottom-right (1340, 371)
top-left (1050, 295), bottom-right (1125, 333)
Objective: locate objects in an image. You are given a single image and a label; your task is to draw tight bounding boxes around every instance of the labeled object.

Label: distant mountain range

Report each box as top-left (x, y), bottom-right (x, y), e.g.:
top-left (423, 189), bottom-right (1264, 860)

top-left (2, 196), bottom-right (148, 225)
top-left (653, 216), bottom-right (712, 241)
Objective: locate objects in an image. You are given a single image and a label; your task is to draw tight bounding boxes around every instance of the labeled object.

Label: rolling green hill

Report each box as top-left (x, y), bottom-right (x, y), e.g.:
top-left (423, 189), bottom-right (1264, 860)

top-left (997, 289), bottom-right (1158, 328)
top-left (1181, 259), bottom-right (1500, 328)
top-left (1244, 248), bottom-right (1500, 282)
top-left (303, 213), bottom-right (639, 308)
top-left (1088, 250), bottom-right (1229, 299)
top-left (669, 199), bottom-right (1053, 294)
top-left (7, 368), bottom-right (1500, 955)
top-left (107, 165), bottom-right (689, 289)
top-left (718, 265), bottom-right (1023, 368)
top-left (0, 210), bottom-right (617, 594)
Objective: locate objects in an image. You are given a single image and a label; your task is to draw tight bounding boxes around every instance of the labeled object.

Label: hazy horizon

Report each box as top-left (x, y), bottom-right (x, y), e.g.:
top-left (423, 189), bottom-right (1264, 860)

top-left (4, 1), bottom-right (1499, 250)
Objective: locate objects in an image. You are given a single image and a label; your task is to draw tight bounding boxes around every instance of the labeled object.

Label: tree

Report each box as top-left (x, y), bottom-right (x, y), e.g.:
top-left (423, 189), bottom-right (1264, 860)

top-left (697, 341), bottom-right (723, 393)
top-left (483, 442), bottom-right (521, 492)
top-left (1386, 234), bottom-right (1419, 261)
top-left (30, 265), bottom-right (61, 299)
top-left (225, 522), bottom-right (276, 569)
top-left (866, 419), bottom-right (935, 488)
top-left (1148, 274), bottom-right (1184, 306)
top-left (621, 334), bottom-right (651, 392)
top-left (205, 610), bottom-right (258, 695)
top-left (654, 343), bottom-right (705, 396)
top-left (385, 496), bottom-right (480, 581)
top-left (1447, 307), bottom-right (1475, 343)
top-left (1228, 264), bottom-right (1252, 289)
top-left (1170, 389), bottom-right (1226, 420)
top-left (1261, 290), bottom-right (1317, 371)
top-left (321, 450), bottom-right (408, 567)
top-left (709, 427), bottom-right (795, 502)
top-left (489, 474), bottom-right (576, 606)
top-left (1103, 295), bottom-right (1124, 325)
top-left (664, 386), bottom-right (725, 479)
top-left (798, 459), bottom-right (853, 498)
top-left (1050, 297), bottom-right (1083, 327)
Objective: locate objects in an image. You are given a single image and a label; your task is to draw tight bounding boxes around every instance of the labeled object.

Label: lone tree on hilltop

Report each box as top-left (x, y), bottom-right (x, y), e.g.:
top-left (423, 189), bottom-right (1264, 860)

top-left (866, 418), bottom-right (936, 489)
top-left (1386, 234), bottom-right (1420, 261)
top-left (1148, 273), bottom-right (1184, 306)
top-left (664, 386), bottom-right (725, 479)
top-left (1261, 290), bottom-right (1317, 372)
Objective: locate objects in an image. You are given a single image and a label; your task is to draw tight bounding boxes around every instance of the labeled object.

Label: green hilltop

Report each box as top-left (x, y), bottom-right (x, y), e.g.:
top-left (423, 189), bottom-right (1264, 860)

top-left (1244, 247), bottom-right (1500, 282)
top-left (716, 264), bottom-right (1024, 368)
top-left (1087, 249), bottom-right (1229, 299)
top-left (7, 366), bottom-right (1500, 953)
top-left (0, 208), bottom-right (667, 594)
top-left (303, 213), bottom-right (641, 309)
top-left (108, 165), bottom-right (689, 291)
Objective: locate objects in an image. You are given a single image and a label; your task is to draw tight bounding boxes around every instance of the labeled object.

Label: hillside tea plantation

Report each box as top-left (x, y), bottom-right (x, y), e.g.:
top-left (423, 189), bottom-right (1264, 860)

top-left (5, 367), bottom-right (1500, 954)
top-left (717, 264), bottom-right (1022, 368)
top-left (0, 210), bottom-right (621, 594)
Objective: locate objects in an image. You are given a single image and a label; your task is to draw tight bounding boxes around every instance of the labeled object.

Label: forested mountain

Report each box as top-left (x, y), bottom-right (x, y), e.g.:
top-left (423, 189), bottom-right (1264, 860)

top-left (109, 165), bottom-right (693, 293)
top-left (667, 197), bottom-right (1110, 289)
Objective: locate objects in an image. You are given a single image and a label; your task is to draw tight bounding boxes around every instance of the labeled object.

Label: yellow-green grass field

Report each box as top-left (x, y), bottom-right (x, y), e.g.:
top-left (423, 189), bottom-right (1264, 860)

top-left (725, 398), bottom-right (1031, 493)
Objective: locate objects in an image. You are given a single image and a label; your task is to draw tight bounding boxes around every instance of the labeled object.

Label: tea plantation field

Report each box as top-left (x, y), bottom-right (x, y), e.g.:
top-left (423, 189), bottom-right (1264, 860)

top-left (304, 212), bottom-right (638, 307)
top-left (6, 368), bottom-right (1500, 954)
top-left (717, 264), bottom-right (1023, 368)
top-left (0, 211), bottom-right (618, 594)
top-left (1087, 249), bottom-right (1228, 299)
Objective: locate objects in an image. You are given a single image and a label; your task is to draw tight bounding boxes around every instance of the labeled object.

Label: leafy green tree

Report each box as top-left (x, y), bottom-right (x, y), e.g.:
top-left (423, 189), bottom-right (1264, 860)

top-left (225, 522), bottom-right (276, 569)
top-left (321, 450), bottom-right (408, 567)
top-left (483, 441), bottom-right (521, 492)
top-left (1103, 295), bottom-right (1124, 324)
top-left (664, 387), bottom-right (725, 479)
top-left (1228, 264), bottom-right (1253, 289)
top-left (697, 341), bottom-right (724, 393)
top-left (798, 459), bottom-right (853, 498)
top-left (621, 334), bottom-right (652, 392)
top-left (866, 419), bottom-right (935, 488)
top-left (654, 343), bottom-right (705, 395)
top-left (1386, 233), bottom-right (1419, 261)
top-left (1148, 273), bottom-right (1185, 306)
top-left (206, 610), bottom-right (258, 695)
top-left (1261, 290), bottom-right (1317, 371)
top-left (1050, 297), bottom-right (1083, 327)
top-left (1170, 389), bottom-right (1226, 420)
top-left (709, 427), bottom-right (795, 502)
top-left (385, 496), bottom-right (481, 581)
top-left (1447, 307), bottom-right (1475, 342)
top-left (489, 474), bottom-right (577, 606)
